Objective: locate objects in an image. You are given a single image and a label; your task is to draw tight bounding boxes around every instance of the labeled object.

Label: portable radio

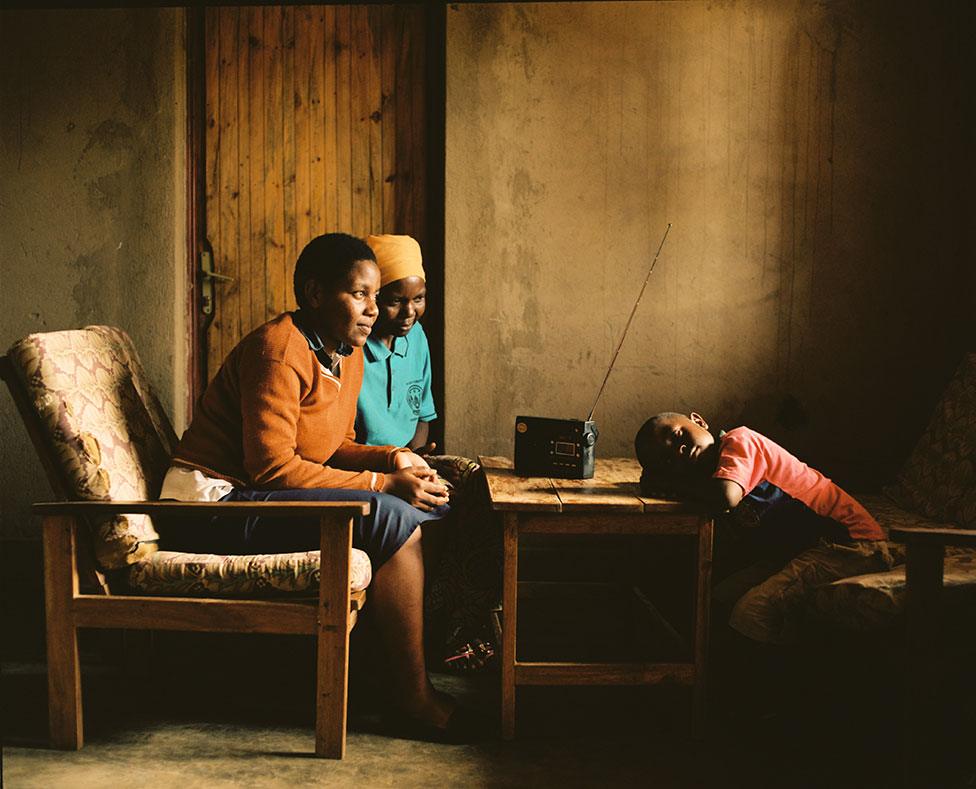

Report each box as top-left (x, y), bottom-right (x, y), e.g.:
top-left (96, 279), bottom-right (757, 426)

top-left (512, 224), bottom-right (672, 480)
top-left (514, 416), bottom-right (598, 479)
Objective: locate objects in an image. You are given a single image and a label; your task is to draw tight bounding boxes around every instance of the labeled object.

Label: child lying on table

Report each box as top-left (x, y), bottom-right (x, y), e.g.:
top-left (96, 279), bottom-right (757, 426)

top-left (634, 411), bottom-right (898, 645)
top-left (356, 234), bottom-right (501, 673)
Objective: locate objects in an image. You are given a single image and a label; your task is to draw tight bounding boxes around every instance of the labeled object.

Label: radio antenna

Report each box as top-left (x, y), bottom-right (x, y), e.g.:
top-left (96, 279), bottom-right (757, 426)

top-left (586, 222), bottom-right (671, 422)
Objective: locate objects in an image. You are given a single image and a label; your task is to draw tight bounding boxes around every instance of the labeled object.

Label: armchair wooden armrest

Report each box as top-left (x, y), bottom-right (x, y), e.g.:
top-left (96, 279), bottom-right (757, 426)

top-left (33, 499), bottom-right (371, 518)
top-left (888, 524), bottom-right (976, 623)
top-left (889, 525), bottom-right (976, 548)
top-left (888, 523), bottom-right (976, 637)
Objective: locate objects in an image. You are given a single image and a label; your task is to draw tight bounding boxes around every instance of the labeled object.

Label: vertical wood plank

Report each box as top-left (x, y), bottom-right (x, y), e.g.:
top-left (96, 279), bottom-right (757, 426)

top-left (309, 6), bottom-right (326, 238)
top-left (692, 517), bottom-right (713, 740)
top-left (281, 5), bottom-right (298, 312)
top-left (501, 512), bottom-right (519, 740)
top-left (246, 5), bottom-right (265, 336)
top-left (315, 514), bottom-right (353, 759)
top-left (350, 5), bottom-right (372, 237)
top-left (408, 6), bottom-right (426, 244)
top-left (335, 5), bottom-right (353, 234)
top-left (43, 516), bottom-right (82, 749)
top-left (380, 4), bottom-right (397, 232)
top-left (294, 6), bottom-right (313, 257)
top-left (236, 7), bottom-right (252, 340)
top-left (204, 8), bottom-right (221, 377)
top-left (217, 8), bottom-right (241, 371)
top-left (323, 5), bottom-right (338, 233)
top-left (367, 5), bottom-right (384, 235)
top-left (264, 6), bottom-right (286, 320)
top-left (393, 5), bottom-right (414, 236)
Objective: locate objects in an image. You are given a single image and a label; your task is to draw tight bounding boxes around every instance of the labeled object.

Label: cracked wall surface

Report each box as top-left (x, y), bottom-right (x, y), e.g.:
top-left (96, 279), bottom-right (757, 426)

top-left (445, 0), bottom-right (975, 487)
top-left (0, 9), bottom-right (187, 539)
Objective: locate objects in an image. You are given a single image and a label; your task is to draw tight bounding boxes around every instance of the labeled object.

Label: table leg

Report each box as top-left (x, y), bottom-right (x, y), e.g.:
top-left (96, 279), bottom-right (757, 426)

top-left (692, 518), bottom-right (714, 740)
top-left (501, 513), bottom-right (519, 740)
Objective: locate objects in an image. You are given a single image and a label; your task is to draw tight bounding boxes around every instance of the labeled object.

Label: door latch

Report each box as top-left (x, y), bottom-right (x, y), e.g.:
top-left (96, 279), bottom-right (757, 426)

top-left (200, 249), bottom-right (234, 316)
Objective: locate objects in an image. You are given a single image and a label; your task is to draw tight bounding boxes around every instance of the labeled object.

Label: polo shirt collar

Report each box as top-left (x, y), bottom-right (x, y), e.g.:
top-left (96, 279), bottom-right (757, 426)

top-left (364, 331), bottom-right (409, 362)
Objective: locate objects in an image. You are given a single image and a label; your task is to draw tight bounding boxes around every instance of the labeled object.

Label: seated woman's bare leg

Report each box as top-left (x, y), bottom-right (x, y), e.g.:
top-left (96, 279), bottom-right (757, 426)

top-left (369, 527), bottom-right (454, 727)
top-left (176, 488), bottom-right (457, 728)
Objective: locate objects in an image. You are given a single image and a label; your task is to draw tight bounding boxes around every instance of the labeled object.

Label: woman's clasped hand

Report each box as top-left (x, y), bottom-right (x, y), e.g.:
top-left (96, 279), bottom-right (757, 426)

top-left (382, 465), bottom-right (449, 512)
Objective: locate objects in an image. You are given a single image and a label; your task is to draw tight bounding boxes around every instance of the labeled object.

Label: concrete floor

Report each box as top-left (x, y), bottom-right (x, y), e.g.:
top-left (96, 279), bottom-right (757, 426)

top-left (0, 638), bottom-right (932, 789)
top-left (4, 655), bottom-right (729, 789)
top-left (3, 618), bottom-right (974, 787)
top-left (6, 548), bottom-right (975, 787)
top-left (2, 704), bottom-right (712, 789)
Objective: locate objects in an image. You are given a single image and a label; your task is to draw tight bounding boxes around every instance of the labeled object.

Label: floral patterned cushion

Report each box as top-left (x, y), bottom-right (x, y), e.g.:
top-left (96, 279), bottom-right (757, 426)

top-left (809, 494), bottom-right (976, 630)
top-left (6, 327), bottom-right (177, 568)
top-left (126, 548), bottom-right (372, 596)
top-left (884, 353), bottom-right (976, 528)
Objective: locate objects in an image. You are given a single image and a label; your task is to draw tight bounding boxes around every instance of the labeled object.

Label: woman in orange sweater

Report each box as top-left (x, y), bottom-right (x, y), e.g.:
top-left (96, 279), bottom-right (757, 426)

top-left (159, 233), bottom-right (478, 741)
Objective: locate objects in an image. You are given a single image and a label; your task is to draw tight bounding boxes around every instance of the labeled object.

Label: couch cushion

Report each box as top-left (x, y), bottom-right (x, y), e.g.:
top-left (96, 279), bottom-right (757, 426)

top-left (7, 327), bottom-right (177, 568)
top-left (885, 353), bottom-right (976, 528)
top-left (126, 547), bottom-right (372, 596)
top-left (809, 494), bottom-right (976, 630)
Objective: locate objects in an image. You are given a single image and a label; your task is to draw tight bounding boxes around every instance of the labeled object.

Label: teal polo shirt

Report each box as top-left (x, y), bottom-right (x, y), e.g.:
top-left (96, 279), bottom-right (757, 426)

top-left (355, 322), bottom-right (437, 447)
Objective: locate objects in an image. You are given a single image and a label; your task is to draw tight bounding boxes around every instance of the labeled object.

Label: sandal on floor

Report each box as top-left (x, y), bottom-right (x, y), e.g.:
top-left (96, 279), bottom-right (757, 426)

top-left (442, 626), bottom-right (495, 673)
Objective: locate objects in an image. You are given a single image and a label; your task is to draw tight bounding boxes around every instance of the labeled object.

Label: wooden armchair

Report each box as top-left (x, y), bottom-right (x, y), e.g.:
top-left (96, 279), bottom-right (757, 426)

top-left (2, 326), bottom-right (371, 758)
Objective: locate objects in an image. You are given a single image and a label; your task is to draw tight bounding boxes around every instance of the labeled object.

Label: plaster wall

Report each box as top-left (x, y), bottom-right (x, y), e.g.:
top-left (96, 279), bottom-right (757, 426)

top-left (445, 1), bottom-right (974, 486)
top-left (0, 9), bottom-right (187, 540)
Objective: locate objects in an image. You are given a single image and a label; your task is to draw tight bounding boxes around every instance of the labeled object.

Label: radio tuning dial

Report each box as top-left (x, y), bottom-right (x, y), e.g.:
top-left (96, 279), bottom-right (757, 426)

top-left (583, 432), bottom-right (596, 446)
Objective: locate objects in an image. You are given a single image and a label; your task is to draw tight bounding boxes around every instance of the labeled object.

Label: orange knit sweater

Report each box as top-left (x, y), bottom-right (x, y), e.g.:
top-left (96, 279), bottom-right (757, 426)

top-left (173, 312), bottom-right (402, 490)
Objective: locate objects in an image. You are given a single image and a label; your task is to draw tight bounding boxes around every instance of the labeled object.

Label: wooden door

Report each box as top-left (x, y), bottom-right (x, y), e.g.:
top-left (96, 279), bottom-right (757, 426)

top-left (203, 5), bottom-right (430, 379)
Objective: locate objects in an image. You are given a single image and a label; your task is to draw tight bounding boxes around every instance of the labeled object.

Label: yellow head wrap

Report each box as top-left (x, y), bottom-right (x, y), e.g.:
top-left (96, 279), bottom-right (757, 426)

top-left (365, 234), bottom-right (426, 288)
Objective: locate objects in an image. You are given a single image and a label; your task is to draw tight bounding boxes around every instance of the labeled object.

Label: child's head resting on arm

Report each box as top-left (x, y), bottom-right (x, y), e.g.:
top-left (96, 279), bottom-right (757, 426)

top-left (635, 411), bottom-right (719, 499)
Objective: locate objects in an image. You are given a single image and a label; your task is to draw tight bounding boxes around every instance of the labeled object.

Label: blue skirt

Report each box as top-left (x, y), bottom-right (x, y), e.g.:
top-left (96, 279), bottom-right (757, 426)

top-left (164, 488), bottom-right (449, 570)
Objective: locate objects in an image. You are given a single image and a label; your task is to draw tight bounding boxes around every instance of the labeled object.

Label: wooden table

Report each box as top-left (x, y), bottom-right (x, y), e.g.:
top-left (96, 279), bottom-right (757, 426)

top-left (480, 456), bottom-right (714, 740)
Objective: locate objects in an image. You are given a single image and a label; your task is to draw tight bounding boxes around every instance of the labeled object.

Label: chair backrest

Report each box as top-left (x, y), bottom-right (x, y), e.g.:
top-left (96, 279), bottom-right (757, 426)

top-left (886, 352), bottom-right (976, 529)
top-left (3, 326), bottom-right (178, 569)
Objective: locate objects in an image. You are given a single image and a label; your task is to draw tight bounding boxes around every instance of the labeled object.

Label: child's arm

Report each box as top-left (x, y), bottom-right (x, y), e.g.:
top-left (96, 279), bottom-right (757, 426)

top-left (641, 469), bottom-right (744, 513)
top-left (704, 478), bottom-right (744, 514)
top-left (408, 420), bottom-right (430, 451)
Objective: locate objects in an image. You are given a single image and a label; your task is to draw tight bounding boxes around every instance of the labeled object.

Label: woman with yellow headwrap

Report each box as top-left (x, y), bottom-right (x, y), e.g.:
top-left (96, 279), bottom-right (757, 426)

top-left (355, 234), bottom-right (436, 450)
top-left (358, 234), bottom-right (501, 673)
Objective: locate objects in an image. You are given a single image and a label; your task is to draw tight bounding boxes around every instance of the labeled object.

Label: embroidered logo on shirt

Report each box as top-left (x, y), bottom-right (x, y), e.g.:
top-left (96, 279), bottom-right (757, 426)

top-left (407, 382), bottom-right (423, 415)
